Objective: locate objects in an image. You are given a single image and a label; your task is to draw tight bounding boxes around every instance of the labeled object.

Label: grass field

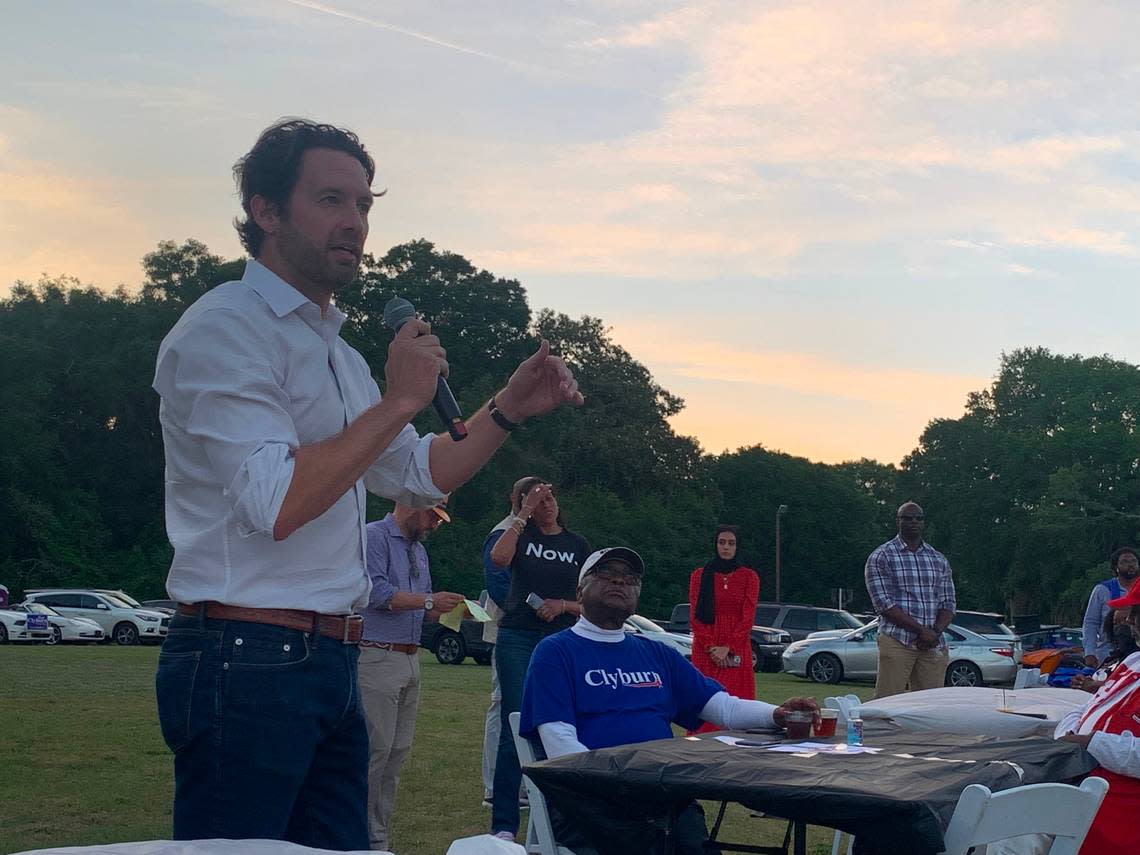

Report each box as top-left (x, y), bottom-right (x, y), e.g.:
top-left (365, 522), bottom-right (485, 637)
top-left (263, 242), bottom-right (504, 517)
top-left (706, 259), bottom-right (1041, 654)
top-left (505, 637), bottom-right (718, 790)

top-left (0, 646), bottom-right (876, 855)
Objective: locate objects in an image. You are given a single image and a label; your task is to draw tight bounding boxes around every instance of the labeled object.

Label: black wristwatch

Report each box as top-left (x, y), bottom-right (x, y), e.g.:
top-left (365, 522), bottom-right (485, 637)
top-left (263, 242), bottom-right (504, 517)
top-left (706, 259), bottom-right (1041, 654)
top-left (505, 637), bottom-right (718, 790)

top-left (489, 397), bottom-right (521, 432)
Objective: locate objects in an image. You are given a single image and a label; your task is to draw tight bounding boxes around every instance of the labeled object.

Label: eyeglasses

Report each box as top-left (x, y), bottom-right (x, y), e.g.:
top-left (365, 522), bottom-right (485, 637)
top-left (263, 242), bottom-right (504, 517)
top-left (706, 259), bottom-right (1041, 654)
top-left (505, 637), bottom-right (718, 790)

top-left (898, 515), bottom-right (925, 522)
top-left (590, 568), bottom-right (642, 585)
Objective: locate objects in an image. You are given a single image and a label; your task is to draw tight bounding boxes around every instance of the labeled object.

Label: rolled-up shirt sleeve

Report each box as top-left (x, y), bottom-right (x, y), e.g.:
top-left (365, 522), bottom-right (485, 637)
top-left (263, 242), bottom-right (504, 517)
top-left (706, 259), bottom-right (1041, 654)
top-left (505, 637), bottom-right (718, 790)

top-left (358, 373), bottom-right (445, 509)
top-left (153, 308), bottom-right (298, 537)
top-left (865, 549), bottom-right (896, 614)
top-left (1088, 730), bottom-right (1140, 778)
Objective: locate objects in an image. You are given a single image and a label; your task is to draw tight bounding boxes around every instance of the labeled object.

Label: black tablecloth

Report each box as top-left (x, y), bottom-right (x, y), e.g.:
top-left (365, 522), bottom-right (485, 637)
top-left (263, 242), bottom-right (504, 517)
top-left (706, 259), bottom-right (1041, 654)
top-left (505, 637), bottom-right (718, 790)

top-left (523, 728), bottom-right (1098, 855)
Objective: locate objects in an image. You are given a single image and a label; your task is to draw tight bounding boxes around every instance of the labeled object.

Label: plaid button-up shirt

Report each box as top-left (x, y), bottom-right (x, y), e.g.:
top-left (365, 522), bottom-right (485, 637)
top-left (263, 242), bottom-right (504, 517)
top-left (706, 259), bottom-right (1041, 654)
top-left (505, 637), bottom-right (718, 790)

top-left (865, 535), bottom-right (956, 648)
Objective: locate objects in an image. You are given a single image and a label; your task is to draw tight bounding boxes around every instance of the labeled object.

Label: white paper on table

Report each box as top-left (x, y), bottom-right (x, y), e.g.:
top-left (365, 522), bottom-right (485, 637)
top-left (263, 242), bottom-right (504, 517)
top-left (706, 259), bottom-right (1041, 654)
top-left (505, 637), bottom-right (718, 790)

top-left (765, 742), bottom-right (882, 755)
top-left (714, 736), bottom-right (784, 747)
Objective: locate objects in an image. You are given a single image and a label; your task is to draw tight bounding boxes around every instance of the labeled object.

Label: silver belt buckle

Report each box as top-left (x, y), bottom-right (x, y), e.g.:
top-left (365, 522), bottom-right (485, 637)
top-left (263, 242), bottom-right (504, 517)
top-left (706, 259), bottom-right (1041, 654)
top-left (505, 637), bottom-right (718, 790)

top-left (343, 614), bottom-right (362, 644)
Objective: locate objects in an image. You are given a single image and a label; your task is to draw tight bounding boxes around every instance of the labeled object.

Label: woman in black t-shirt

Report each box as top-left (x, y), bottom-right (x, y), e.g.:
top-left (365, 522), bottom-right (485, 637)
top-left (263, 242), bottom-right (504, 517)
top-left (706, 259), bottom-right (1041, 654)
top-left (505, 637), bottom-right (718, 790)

top-left (487, 477), bottom-right (589, 839)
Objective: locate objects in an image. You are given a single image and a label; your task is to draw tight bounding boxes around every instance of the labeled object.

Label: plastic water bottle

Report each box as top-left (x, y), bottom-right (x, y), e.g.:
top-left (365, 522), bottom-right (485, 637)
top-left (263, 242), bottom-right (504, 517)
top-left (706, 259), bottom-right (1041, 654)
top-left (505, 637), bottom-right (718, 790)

top-left (846, 706), bottom-right (863, 746)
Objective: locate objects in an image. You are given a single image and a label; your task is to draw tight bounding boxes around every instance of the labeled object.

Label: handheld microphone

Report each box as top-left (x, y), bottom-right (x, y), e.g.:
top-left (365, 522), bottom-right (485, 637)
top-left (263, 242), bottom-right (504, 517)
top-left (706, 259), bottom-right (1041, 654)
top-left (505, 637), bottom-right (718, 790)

top-left (383, 296), bottom-right (468, 441)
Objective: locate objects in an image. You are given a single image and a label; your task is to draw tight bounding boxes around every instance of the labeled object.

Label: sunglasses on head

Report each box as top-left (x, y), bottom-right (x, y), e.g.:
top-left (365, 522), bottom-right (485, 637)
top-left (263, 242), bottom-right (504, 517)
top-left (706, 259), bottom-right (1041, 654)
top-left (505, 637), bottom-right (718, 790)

top-left (899, 514), bottom-right (924, 522)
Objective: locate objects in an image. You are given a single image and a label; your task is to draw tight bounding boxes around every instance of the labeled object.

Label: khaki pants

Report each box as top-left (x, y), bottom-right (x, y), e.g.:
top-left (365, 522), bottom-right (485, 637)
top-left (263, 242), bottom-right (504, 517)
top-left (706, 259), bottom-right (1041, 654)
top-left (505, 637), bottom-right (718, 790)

top-left (875, 633), bottom-right (948, 699)
top-left (358, 646), bottom-right (421, 851)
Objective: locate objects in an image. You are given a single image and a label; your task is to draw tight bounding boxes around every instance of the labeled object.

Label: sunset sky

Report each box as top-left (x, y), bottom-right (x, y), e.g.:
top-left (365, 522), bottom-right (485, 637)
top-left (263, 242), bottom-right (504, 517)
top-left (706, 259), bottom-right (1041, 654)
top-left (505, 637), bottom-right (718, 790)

top-left (4, 1), bottom-right (1140, 464)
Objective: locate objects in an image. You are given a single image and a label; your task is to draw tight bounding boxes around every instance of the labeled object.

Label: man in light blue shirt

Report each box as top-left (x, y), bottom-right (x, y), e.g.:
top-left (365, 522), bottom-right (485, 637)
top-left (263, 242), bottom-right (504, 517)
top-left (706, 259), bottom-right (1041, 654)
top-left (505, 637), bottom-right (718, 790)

top-left (1083, 547), bottom-right (1139, 666)
top-left (358, 499), bottom-right (464, 851)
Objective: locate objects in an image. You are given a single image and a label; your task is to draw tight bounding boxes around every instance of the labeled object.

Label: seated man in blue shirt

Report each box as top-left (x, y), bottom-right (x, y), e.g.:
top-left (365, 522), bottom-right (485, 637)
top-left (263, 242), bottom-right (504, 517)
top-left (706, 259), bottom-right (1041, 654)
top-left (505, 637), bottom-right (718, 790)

top-left (520, 546), bottom-right (820, 855)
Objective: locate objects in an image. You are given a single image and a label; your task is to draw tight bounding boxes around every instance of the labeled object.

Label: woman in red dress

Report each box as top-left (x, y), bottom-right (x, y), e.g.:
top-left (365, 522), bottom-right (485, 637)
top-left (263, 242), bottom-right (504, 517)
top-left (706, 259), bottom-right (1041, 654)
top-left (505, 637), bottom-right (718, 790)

top-left (688, 525), bottom-right (760, 733)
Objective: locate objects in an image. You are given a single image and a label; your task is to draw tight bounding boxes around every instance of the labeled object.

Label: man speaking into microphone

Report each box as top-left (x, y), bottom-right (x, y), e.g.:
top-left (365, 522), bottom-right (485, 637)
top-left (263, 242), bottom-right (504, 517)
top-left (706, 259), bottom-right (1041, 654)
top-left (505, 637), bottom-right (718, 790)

top-left (151, 117), bottom-right (583, 851)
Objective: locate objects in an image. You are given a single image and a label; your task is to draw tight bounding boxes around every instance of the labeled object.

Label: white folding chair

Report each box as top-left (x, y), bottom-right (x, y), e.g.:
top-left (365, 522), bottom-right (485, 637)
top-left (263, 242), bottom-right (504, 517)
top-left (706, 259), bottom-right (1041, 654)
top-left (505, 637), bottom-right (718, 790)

top-left (830, 830), bottom-right (854, 855)
top-left (938, 776), bottom-right (1108, 855)
top-left (1012, 667), bottom-right (1042, 689)
top-left (508, 712), bottom-right (578, 855)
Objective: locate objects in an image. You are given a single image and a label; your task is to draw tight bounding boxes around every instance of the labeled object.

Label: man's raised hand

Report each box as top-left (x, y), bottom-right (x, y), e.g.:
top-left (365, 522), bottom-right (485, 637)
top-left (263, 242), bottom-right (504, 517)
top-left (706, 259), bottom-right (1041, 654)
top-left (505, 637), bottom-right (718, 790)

top-left (496, 339), bottom-right (584, 423)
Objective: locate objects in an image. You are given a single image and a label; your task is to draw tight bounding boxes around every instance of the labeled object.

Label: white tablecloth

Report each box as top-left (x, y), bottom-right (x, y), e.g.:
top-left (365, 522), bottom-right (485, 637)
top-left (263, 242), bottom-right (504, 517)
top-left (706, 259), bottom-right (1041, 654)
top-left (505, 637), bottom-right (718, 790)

top-left (13, 841), bottom-right (392, 855)
top-left (859, 686), bottom-right (1088, 738)
top-left (14, 837), bottom-right (525, 855)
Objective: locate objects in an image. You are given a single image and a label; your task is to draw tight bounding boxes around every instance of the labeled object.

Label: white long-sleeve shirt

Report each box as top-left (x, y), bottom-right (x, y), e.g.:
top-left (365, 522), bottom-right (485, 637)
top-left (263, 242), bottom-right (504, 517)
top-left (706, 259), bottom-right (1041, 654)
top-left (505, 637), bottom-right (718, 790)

top-left (152, 259), bottom-right (444, 614)
top-left (1054, 651), bottom-right (1140, 779)
top-left (537, 617), bottom-right (779, 758)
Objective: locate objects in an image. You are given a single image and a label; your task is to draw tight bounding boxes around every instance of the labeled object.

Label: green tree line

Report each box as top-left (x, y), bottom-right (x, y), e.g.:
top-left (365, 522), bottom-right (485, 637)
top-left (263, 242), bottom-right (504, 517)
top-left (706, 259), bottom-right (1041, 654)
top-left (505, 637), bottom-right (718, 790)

top-left (2, 239), bottom-right (1137, 623)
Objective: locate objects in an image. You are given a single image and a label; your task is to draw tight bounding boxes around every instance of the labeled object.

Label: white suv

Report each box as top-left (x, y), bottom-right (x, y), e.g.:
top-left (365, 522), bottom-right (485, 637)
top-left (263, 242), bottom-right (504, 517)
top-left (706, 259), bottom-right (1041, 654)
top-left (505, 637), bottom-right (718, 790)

top-left (23, 590), bottom-right (169, 645)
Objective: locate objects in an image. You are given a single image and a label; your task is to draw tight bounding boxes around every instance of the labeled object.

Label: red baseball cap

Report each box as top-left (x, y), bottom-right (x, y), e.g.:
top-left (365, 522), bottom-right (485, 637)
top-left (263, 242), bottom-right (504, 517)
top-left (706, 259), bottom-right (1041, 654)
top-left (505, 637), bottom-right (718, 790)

top-left (1107, 584), bottom-right (1140, 609)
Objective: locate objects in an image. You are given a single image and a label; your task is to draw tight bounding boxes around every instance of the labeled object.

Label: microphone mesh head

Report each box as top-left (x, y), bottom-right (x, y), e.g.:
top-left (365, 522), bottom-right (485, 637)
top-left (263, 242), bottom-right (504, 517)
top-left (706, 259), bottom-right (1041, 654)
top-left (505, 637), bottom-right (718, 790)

top-left (383, 296), bottom-right (416, 331)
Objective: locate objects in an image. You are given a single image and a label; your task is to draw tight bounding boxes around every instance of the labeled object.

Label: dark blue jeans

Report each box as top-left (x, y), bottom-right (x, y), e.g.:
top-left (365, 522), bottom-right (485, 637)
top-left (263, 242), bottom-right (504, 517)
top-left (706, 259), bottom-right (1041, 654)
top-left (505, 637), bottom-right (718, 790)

top-left (491, 626), bottom-right (545, 835)
top-left (155, 612), bottom-right (368, 850)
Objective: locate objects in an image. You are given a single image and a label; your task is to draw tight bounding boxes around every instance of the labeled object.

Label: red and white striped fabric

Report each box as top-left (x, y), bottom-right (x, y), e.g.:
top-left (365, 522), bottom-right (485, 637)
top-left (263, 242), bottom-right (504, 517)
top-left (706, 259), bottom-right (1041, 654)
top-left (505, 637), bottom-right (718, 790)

top-left (1057, 651), bottom-right (1140, 854)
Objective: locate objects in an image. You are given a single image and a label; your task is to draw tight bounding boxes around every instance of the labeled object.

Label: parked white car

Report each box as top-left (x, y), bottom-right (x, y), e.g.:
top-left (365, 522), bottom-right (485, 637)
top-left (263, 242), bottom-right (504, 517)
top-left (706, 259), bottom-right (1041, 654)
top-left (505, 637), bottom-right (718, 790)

top-left (8, 602), bottom-right (105, 644)
top-left (624, 614), bottom-right (694, 659)
top-left (23, 590), bottom-right (169, 645)
top-left (0, 608), bottom-right (53, 643)
top-left (782, 619), bottom-right (1018, 687)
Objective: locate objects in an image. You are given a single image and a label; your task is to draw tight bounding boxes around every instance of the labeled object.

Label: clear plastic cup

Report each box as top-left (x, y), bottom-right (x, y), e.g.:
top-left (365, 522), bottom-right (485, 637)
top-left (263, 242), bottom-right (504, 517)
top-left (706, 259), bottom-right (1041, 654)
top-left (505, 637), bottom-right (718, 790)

top-left (784, 710), bottom-right (813, 740)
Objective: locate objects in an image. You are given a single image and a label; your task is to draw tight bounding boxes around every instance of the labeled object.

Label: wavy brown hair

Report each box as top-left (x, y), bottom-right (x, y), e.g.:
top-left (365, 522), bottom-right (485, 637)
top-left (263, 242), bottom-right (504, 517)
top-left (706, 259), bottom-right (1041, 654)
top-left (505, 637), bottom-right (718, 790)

top-left (233, 118), bottom-right (384, 256)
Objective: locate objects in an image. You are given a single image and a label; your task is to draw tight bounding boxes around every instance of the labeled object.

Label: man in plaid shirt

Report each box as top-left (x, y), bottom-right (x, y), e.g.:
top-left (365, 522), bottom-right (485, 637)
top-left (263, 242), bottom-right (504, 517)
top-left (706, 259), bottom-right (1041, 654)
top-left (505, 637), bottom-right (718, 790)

top-left (864, 501), bottom-right (956, 698)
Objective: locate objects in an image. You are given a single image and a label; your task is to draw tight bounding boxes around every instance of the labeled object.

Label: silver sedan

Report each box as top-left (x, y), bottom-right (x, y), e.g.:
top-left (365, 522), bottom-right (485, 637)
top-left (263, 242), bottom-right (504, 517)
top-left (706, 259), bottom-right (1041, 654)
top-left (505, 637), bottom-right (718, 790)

top-left (623, 614), bottom-right (693, 659)
top-left (781, 619), bottom-right (1018, 687)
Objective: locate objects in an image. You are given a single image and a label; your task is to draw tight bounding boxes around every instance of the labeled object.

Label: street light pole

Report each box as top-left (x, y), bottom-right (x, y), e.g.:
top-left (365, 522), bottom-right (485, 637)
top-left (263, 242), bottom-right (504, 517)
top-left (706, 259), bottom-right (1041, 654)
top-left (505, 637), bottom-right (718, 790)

top-left (775, 504), bottom-right (788, 603)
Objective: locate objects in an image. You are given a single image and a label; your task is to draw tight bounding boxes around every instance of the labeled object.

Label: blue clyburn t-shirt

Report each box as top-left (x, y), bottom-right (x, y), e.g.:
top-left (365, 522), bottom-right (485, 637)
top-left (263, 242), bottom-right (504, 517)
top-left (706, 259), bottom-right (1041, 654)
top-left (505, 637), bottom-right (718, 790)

top-left (520, 628), bottom-right (724, 749)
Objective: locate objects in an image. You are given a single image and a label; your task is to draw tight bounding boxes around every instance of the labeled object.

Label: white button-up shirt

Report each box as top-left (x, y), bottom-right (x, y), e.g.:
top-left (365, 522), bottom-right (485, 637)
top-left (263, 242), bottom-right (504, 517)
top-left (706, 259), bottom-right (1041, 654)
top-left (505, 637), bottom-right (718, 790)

top-left (152, 259), bottom-right (443, 614)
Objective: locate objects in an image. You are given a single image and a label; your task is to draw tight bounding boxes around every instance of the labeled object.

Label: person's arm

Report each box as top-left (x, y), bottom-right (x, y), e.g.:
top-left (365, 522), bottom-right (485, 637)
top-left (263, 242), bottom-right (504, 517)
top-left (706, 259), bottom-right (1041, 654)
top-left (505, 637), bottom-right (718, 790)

top-left (427, 340), bottom-right (583, 494)
top-left (1082, 586), bottom-right (1108, 665)
top-left (483, 531), bottom-right (511, 609)
top-left (879, 605), bottom-right (937, 645)
top-left (1055, 707), bottom-right (1083, 738)
top-left (688, 570), bottom-right (719, 660)
top-left (1085, 732), bottom-right (1140, 777)
top-left (284, 333), bottom-right (582, 540)
top-left (536, 599), bottom-right (582, 622)
top-left (864, 550), bottom-right (898, 617)
top-left (490, 488), bottom-right (544, 567)
top-left (519, 637), bottom-right (579, 751)
top-left (386, 590), bottom-right (466, 617)
top-left (365, 528), bottom-right (397, 609)
top-left (274, 318), bottom-right (448, 540)
top-left (731, 570), bottom-right (761, 658)
top-left (700, 692), bottom-right (779, 730)
top-left (536, 722), bottom-right (589, 758)
top-left (153, 309), bottom-right (305, 540)
top-left (865, 551), bottom-right (937, 646)
top-left (700, 693), bottom-right (821, 731)
top-left (934, 559), bottom-right (956, 634)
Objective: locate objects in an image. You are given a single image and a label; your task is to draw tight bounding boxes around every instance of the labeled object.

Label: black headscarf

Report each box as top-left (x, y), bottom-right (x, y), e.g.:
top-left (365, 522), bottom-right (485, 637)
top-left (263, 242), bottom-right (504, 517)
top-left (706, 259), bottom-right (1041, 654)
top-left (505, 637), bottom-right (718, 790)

top-left (694, 525), bottom-right (741, 626)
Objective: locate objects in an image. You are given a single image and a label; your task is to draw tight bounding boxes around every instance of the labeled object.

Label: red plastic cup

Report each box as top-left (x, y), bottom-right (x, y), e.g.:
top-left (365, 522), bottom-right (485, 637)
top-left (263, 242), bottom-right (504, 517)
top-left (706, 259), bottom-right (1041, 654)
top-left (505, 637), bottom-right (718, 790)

top-left (815, 709), bottom-right (838, 738)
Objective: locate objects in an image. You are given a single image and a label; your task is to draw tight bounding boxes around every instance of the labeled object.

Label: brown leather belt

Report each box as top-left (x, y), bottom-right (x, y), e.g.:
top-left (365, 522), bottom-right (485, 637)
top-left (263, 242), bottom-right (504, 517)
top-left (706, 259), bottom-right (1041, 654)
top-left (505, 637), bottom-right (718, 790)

top-left (359, 640), bottom-right (419, 654)
top-left (177, 602), bottom-right (363, 644)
